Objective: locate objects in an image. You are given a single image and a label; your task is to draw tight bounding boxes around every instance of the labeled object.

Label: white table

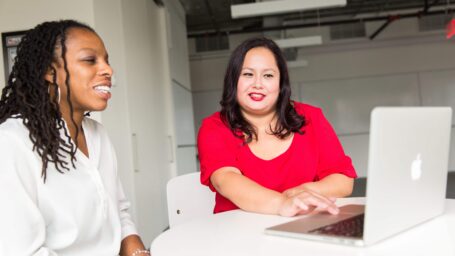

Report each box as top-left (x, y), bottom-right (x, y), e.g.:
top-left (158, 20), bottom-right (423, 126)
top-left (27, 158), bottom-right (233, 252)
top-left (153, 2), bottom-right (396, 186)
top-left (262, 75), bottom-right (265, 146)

top-left (151, 198), bottom-right (455, 256)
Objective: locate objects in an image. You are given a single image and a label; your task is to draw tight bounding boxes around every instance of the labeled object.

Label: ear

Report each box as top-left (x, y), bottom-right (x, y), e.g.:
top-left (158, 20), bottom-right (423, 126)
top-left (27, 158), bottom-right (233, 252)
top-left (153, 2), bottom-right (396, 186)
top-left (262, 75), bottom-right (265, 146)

top-left (44, 66), bottom-right (55, 83)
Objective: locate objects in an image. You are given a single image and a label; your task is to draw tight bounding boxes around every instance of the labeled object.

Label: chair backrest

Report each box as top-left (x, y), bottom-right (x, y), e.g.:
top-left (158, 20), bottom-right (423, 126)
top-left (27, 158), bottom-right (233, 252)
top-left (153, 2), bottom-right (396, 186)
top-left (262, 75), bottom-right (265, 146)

top-left (167, 172), bottom-right (215, 228)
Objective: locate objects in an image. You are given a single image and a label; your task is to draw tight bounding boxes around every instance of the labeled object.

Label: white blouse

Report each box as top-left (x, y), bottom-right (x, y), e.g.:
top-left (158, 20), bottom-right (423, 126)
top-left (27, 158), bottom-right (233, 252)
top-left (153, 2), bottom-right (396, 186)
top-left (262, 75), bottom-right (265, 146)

top-left (0, 117), bottom-right (137, 255)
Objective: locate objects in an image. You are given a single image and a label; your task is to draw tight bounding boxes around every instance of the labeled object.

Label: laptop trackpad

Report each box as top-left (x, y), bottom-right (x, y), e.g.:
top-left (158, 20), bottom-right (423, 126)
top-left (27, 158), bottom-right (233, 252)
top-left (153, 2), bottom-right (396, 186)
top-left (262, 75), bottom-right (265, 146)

top-left (266, 204), bottom-right (365, 234)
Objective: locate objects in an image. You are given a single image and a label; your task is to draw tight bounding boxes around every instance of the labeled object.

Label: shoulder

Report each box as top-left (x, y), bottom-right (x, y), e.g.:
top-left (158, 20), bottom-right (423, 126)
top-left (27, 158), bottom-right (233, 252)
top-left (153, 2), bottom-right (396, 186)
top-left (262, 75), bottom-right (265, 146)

top-left (0, 118), bottom-right (38, 172)
top-left (199, 112), bottom-right (232, 135)
top-left (200, 112), bottom-right (224, 128)
top-left (0, 118), bottom-right (32, 146)
top-left (198, 111), bottom-right (239, 142)
top-left (0, 117), bottom-right (28, 133)
top-left (293, 101), bottom-right (323, 120)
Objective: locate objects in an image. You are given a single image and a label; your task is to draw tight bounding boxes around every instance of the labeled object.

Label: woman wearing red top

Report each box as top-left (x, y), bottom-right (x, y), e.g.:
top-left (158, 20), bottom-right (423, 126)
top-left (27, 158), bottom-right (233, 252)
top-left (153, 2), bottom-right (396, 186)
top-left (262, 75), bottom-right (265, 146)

top-left (197, 37), bottom-right (357, 217)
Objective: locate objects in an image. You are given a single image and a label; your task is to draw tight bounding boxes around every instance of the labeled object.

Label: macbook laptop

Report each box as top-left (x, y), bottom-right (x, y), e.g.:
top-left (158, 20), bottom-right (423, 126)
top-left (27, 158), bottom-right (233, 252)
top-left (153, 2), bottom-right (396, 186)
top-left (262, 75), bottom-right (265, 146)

top-left (265, 107), bottom-right (452, 246)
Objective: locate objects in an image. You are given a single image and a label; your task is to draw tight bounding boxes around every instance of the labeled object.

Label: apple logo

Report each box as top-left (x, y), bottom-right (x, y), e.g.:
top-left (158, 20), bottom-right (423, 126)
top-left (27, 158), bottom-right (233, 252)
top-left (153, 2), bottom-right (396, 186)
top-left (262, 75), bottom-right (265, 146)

top-left (411, 154), bottom-right (422, 181)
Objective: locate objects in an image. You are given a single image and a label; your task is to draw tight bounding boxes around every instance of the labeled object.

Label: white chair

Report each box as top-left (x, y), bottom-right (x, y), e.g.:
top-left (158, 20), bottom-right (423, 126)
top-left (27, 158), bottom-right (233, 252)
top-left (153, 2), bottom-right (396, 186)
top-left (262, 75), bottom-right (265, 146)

top-left (167, 172), bottom-right (215, 228)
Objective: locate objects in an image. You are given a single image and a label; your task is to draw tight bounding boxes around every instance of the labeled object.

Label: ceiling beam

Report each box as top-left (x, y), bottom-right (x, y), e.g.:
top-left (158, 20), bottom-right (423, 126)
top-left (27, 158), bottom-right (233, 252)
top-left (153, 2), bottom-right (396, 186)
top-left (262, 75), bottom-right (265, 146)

top-left (274, 36), bottom-right (322, 48)
top-left (189, 8), bottom-right (455, 38)
top-left (231, 0), bottom-right (347, 19)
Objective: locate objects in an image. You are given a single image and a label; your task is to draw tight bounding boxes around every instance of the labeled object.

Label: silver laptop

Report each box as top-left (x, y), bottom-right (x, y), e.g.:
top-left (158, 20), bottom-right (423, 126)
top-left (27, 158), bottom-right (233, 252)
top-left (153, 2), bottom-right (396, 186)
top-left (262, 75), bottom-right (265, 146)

top-left (265, 107), bottom-right (452, 246)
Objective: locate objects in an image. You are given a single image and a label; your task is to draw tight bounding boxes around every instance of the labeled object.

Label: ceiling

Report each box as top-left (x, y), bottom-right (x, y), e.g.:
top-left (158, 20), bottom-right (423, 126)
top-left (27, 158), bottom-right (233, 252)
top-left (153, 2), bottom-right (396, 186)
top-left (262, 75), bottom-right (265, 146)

top-left (177, 0), bottom-right (454, 38)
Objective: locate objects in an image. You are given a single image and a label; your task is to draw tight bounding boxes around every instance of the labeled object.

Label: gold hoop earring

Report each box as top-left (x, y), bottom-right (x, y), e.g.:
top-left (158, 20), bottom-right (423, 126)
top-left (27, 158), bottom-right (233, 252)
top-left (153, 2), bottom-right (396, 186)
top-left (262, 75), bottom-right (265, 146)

top-left (48, 85), bottom-right (61, 104)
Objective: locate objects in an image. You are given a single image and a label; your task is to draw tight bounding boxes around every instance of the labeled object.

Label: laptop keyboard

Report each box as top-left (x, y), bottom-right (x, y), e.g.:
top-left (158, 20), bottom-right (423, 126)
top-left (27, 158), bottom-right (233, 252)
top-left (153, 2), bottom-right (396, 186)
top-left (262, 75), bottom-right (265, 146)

top-left (308, 214), bottom-right (364, 238)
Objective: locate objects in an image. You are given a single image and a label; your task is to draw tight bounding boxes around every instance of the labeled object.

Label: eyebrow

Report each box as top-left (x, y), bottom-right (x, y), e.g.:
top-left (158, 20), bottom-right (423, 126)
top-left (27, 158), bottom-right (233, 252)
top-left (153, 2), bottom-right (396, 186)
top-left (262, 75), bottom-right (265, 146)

top-left (241, 67), bottom-right (277, 72)
top-left (79, 48), bottom-right (97, 52)
top-left (78, 48), bottom-right (108, 58)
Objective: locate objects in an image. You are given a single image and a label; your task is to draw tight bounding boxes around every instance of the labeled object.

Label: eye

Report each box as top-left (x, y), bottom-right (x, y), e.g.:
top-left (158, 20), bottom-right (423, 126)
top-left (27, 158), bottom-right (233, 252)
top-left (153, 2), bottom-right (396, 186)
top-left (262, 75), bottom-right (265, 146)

top-left (242, 72), bottom-right (253, 77)
top-left (264, 74), bottom-right (274, 78)
top-left (83, 57), bottom-right (96, 64)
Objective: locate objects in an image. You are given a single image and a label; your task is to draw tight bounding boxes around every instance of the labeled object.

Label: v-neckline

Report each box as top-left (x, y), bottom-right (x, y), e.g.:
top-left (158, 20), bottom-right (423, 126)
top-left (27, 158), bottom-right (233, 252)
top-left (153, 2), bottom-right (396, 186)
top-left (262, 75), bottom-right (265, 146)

top-left (77, 119), bottom-right (91, 161)
top-left (246, 133), bottom-right (296, 162)
top-left (64, 118), bottom-right (91, 163)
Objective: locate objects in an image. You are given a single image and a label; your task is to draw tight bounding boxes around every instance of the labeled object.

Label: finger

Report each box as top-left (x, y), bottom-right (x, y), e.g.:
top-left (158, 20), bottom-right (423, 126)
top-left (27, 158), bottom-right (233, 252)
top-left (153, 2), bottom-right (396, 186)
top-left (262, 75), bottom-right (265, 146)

top-left (313, 202), bottom-right (339, 215)
top-left (300, 190), bottom-right (338, 210)
top-left (327, 206), bottom-right (340, 215)
top-left (292, 197), bottom-right (309, 211)
top-left (301, 195), bottom-right (339, 214)
top-left (300, 194), bottom-right (330, 208)
top-left (280, 198), bottom-right (308, 217)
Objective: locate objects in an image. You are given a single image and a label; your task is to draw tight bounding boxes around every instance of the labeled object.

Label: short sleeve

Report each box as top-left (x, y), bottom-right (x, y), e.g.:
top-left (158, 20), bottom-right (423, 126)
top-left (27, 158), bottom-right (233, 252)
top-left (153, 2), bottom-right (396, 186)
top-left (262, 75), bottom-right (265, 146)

top-left (0, 131), bottom-right (58, 256)
top-left (197, 115), bottom-right (241, 191)
top-left (311, 108), bottom-right (357, 180)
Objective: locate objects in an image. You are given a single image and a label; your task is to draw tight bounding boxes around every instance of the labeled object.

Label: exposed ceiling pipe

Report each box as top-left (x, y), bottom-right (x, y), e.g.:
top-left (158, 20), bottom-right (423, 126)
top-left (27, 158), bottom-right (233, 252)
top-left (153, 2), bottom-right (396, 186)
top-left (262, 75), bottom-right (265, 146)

top-left (424, 0), bottom-right (441, 13)
top-left (369, 0), bottom-right (441, 40)
top-left (188, 8), bottom-right (455, 38)
top-left (369, 15), bottom-right (399, 40)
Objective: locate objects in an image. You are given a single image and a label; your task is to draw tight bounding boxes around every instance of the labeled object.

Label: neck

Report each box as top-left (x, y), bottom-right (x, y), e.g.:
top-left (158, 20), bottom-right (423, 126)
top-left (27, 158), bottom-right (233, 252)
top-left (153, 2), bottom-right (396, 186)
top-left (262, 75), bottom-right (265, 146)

top-left (60, 103), bottom-right (84, 141)
top-left (242, 110), bottom-right (277, 133)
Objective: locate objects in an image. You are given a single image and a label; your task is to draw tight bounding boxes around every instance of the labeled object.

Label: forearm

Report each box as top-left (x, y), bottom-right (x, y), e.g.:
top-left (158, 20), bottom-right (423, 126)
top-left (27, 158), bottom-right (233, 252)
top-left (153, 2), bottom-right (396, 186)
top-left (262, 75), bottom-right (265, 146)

top-left (211, 168), bottom-right (285, 214)
top-left (119, 235), bottom-right (148, 256)
top-left (291, 174), bottom-right (354, 198)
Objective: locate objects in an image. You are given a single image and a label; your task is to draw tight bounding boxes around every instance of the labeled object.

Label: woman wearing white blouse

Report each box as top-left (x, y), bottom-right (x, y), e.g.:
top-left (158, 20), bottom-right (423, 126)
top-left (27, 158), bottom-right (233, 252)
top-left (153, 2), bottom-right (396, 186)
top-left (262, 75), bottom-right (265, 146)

top-left (0, 20), bottom-right (149, 255)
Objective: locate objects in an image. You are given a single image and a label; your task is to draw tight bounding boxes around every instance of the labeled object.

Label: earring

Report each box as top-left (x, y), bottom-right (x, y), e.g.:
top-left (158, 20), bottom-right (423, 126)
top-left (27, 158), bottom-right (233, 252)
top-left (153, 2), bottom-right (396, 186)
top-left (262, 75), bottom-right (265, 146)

top-left (48, 85), bottom-right (61, 104)
top-left (57, 87), bottom-right (61, 104)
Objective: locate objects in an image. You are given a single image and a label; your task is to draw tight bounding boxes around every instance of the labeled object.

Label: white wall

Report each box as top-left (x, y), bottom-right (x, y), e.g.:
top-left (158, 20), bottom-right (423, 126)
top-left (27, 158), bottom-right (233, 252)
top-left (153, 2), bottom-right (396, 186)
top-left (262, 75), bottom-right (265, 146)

top-left (0, 0), bottom-right (95, 88)
top-left (165, 0), bottom-right (198, 176)
top-left (189, 17), bottom-right (455, 177)
top-left (119, 0), bottom-right (173, 243)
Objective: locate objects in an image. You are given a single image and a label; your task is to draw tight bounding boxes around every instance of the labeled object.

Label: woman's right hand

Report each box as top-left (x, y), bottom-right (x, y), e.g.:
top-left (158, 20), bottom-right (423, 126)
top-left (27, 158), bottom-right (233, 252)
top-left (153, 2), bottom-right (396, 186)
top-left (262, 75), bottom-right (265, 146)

top-left (278, 190), bottom-right (339, 217)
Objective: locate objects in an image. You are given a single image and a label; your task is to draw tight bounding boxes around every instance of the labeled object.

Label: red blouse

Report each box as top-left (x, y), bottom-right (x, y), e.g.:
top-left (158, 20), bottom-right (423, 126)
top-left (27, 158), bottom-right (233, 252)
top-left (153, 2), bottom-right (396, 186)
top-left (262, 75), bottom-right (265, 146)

top-left (197, 102), bottom-right (357, 213)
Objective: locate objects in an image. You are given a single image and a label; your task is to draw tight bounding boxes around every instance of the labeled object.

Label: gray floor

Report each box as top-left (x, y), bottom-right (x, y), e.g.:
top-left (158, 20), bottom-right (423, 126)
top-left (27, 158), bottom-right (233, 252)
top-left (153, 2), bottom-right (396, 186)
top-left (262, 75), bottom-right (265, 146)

top-left (351, 172), bottom-right (455, 198)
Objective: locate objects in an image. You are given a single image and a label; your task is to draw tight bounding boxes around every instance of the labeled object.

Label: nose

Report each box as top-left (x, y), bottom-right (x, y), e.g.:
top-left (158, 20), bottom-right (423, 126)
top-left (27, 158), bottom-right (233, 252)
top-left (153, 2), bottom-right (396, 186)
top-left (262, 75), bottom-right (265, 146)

top-left (252, 77), bottom-right (263, 89)
top-left (98, 61), bottom-right (114, 78)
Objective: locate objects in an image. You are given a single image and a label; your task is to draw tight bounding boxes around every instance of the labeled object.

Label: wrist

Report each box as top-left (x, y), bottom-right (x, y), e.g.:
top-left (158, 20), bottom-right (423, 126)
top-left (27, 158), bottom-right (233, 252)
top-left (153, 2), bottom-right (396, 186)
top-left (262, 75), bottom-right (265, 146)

top-left (275, 194), bottom-right (289, 215)
top-left (284, 184), bottom-right (307, 198)
top-left (131, 248), bottom-right (150, 256)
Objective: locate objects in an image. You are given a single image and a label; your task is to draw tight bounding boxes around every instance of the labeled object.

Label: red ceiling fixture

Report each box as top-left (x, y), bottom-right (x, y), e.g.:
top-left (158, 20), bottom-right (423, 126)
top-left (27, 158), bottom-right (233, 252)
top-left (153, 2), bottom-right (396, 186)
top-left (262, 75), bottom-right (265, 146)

top-left (446, 0), bottom-right (455, 39)
top-left (446, 18), bottom-right (455, 38)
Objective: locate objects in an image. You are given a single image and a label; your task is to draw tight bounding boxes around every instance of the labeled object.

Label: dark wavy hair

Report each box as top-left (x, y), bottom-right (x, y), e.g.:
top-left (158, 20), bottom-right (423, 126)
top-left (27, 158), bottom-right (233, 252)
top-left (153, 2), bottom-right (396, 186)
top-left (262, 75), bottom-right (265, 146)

top-left (220, 37), bottom-right (306, 143)
top-left (0, 20), bottom-right (95, 181)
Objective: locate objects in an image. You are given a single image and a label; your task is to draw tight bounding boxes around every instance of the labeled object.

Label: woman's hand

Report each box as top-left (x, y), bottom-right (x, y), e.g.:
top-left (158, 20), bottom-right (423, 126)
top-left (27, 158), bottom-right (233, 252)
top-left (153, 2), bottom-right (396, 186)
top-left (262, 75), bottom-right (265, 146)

top-left (278, 189), bottom-right (339, 217)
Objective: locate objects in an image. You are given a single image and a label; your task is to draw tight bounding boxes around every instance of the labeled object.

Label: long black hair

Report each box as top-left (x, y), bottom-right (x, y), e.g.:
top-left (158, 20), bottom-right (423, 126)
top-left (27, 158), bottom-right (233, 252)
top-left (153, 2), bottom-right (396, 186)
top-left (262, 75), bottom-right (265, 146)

top-left (220, 37), bottom-right (306, 143)
top-left (0, 20), bottom-right (95, 181)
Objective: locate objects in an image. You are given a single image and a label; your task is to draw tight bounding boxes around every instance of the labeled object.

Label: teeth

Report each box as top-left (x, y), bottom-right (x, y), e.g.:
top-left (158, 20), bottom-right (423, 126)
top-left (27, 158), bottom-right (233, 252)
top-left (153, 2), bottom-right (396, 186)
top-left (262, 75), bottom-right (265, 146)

top-left (250, 93), bottom-right (264, 97)
top-left (94, 85), bottom-right (111, 93)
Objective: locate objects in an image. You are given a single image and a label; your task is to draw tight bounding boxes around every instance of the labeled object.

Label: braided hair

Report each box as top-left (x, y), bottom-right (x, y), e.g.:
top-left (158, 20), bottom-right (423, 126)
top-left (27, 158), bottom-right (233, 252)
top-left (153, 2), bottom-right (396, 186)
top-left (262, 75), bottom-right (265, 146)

top-left (0, 20), bottom-right (95, 181)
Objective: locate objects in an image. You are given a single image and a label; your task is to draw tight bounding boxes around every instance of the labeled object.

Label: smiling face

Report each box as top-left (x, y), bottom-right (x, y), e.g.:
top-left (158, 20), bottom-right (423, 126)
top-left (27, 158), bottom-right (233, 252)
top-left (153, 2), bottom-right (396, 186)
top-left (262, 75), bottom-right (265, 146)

top-left (236, 47), bottom-right (280, 117)
top-left (47, 27), bottom-right (113, 116)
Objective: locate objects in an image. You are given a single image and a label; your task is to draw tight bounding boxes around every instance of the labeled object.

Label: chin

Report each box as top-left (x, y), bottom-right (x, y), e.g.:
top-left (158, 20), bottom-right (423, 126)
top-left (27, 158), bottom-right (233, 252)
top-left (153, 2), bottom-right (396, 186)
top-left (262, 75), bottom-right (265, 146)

top-left (246, 107), bottom-right (275, 116)
top-left (90, 103), bottom-right (108, 112)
